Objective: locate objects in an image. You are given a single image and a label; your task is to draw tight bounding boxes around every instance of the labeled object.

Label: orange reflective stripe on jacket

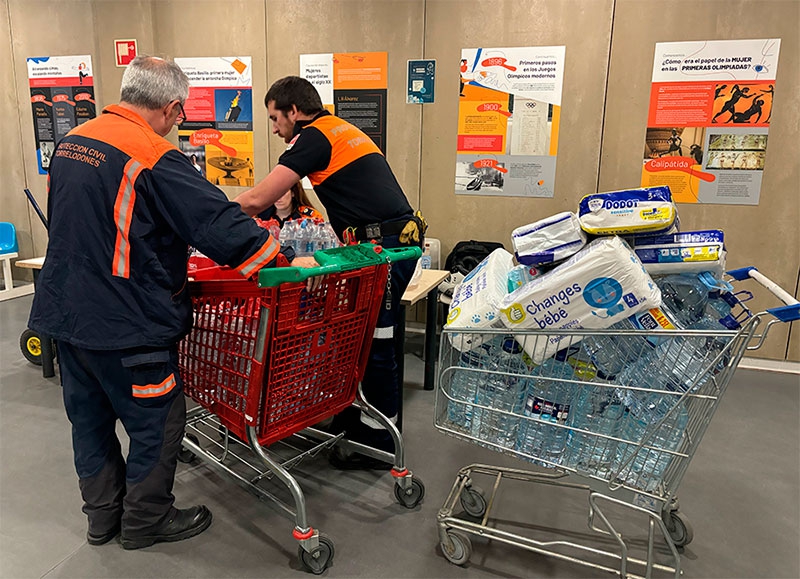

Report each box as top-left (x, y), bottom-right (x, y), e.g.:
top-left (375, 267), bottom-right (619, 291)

top-left (234, 236), bottom-right (281, 277)
top-left (112, 159), bottom-right (144, 278)
top-left (132, 373), bottom-right (177, 398)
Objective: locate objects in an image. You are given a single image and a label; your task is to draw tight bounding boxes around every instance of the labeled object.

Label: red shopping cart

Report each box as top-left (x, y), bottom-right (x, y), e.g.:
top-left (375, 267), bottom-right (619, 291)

top-left (178, 243), bottom-right (423, 574)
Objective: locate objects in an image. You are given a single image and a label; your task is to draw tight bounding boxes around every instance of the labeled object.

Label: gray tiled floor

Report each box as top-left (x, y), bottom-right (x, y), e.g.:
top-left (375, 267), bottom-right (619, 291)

top-left (1, 294), bottom-right (798, 578)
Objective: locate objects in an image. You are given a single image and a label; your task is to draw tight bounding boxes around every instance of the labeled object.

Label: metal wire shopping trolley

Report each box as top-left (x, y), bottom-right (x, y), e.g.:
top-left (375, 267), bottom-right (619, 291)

top-left (434, 267), bottom-right (799, 578)
top-left (178, 243), bottom-right (423, 574)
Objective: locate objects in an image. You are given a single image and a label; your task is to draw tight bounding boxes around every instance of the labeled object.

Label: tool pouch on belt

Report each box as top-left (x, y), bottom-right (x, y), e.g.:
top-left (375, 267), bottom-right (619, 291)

top-left (399, 211), bottom-right (428, 245)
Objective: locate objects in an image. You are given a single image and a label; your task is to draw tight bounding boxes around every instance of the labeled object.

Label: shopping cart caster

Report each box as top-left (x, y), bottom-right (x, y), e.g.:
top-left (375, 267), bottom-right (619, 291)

top-left (459, 485), bottom-right (486, 518)
top-left (177, 434), bottom-right (199, 464)
top-left (393, 475), bottom-right (425, 508)
top-left (20, 329), bottom-right (48, 366)
top-left (440, 529), bottom-right (472, 566)
top-left (298, 534), bottom-right (334, 575)
top-left (663, 509), bottom-right (694, 547)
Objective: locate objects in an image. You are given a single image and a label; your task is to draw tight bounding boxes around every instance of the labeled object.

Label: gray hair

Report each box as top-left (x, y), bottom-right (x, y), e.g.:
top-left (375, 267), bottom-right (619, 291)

top-left (120, 56), bottom-right (189, 109)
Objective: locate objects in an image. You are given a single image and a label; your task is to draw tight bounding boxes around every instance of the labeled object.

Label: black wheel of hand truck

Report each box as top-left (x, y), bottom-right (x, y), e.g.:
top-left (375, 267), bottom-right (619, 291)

top-left (298, 534), bottom-right (335, 574)
top-left (394, 476), bottom-right (425, 508)
top-left (440, 529), bottom-right (472, 566)
top-left (459, 485), bottom-right (487, 518)
top-left (177, 433), bottom-right (199, 464)
top-left (663, 510), bottom-right (694, 547)
top-left (20, 329), bottom-right (46, 366)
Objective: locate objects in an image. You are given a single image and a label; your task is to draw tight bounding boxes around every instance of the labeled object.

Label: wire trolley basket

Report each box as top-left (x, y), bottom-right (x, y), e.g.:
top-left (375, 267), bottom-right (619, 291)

top-left (433, 266), bottom-right (799, 578)
top-left (178, 243), bottom-right (423, 574)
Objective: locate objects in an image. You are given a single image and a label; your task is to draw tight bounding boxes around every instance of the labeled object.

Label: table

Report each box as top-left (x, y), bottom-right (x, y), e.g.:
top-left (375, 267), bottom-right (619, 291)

top-left (15, 257), bottom-right (55, 378)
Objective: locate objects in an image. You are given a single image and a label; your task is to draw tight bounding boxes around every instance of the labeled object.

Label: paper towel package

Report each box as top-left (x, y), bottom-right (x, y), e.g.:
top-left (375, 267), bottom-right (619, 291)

top-left (629, 230), bottom-right (726, 275)
top-left (578, 186), bottom-right (677, 236)
top-left (446, 248), bottom-right (515, 351)
top-left (498, 236), bottom-right (662, 364)
top-left (511, 212), bottom-right (588, 266)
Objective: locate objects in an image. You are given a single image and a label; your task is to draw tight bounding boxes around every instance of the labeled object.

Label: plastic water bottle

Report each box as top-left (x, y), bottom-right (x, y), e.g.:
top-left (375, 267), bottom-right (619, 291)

top-left (447, 345), bottom-right (494, 432)
top-left (614, 397), bottom-right (689, 492)
top-left (655, 274), bottom-right (710, 327)
top-left (566, 379), bottom-right (625, 477)
top-left (516, 358), bottom-right (576, 467)
top-left (279, 220), bottom-right (297, 252)
top-left (471, 338), bottom-right (529, 450)
top-left (580, 317), bottom-right (652, 378)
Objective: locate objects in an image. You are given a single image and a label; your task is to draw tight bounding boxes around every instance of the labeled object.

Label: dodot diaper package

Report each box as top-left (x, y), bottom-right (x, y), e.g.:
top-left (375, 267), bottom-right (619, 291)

top-left (498, 236), bottom-right (662, 364)
top-left (578, 186), bottom-right (677, 236)
top-left (511, 212), bottom-right (588, 266)
top-left (446, 248), bottom-right (515, 351)
top-left (628, 230), bottom-right (726, 275)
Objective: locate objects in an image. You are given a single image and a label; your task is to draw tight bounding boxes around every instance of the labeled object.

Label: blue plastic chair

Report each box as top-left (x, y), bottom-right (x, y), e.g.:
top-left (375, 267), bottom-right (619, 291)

top-left (0, 222), bottom-right (18, 255)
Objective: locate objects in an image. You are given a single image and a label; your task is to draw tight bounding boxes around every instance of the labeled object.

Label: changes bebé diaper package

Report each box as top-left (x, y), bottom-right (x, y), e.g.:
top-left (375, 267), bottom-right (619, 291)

top-left (498, 236), bottom-right (662, 364)
top-left (628, 230), bottom-right (726, 275)
top-left (511, 212), bottom-right (588, 266)
top-left (578, 186), bottom-right (677, 236)
top-left (446, 248), bottom-right (515, 351)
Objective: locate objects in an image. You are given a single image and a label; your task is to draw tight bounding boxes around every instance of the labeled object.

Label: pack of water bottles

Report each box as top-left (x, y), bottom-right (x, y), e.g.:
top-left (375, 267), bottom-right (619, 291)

top-left (277, 218), bottom-right (341, 257)
top-left (439, 184), bottom-right (757, 495)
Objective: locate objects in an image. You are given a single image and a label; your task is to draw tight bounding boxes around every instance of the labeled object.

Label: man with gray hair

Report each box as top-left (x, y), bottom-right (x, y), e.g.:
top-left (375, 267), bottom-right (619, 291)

top-left (29, 56), bottom-right (316, 550)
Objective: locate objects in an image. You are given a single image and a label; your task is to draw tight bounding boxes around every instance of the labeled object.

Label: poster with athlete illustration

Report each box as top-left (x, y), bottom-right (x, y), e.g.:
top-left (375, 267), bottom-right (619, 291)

top-left (27, 55), bottom-right (96, 174)
top-left (642, 39), bottom-right (780, 205)
top-left (455, 46), bottom-right (565, 197)
top-left (175, 57), bottom-right (254, 187)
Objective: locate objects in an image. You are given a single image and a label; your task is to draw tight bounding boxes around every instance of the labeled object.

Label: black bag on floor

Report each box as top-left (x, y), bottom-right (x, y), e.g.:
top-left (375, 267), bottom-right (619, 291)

top-left (444, 240), bottom-right (505, 275)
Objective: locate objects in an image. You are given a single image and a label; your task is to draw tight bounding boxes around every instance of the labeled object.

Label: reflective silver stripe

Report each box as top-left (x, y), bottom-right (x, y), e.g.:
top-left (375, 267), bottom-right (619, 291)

top-left (132, 374), bottom-right (176, 398)
top-left (373, 325), bottom-right (393, 339)
top-left (360, 412), bottom-right (397, 430)
top-left (238, 237), bottom-right (281, 277)
top-left (113, 160), bottom-right (141, 277)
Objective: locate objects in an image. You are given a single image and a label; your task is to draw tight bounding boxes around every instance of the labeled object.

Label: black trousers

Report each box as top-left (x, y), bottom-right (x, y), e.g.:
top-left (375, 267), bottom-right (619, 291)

top-left (330, 233), bottom-right (420, 451)
top-left (58, 342), bottom-right (186, 536)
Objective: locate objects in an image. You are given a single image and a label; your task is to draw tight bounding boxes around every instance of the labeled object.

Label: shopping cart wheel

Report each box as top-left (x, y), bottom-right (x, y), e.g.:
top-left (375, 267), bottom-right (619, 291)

top-left (663, 510), bottom-right (694, 547)
top-left (298, 534), bottom-right (334, 575)
top-left (20, 329), bottom-right (45, 366)
top-left (177, 434), bottom-right (199, 464)
top-left (441, 529), bottom-right (472, 566)
top-left (459, 485), bottom-right (486, 518)
top-left (394, 476), bottom-right (425, 508)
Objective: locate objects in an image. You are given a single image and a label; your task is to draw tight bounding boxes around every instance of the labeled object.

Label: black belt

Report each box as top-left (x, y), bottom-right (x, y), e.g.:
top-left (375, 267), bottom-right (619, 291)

top-left (351, 219), bottom-right (410, 242)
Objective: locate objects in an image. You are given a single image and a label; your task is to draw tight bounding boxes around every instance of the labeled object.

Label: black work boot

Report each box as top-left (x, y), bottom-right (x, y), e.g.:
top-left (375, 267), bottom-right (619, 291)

top-left (87, 523), bottom-right (121, 546)
top-left (120, 505), bottom-right (212, 550)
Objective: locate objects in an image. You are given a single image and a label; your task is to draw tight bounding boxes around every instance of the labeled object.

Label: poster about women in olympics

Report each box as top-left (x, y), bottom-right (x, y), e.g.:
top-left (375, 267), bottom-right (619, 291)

top-left (642, 39), bottom-right (780, 205)
top-left (175, 57), bottom-right (254, 187)
top-left (455, 46), bottom-right (565, 198)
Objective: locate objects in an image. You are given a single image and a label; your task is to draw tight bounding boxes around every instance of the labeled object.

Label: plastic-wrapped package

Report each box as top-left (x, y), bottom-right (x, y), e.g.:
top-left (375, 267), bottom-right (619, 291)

top-left (498, 236), bottom-right (662, 364)
top-left (578, 186), bottom-right (677, 236)
top-left (628, 230), bottom-right (726, 275)
top-left (511, 212), bottom-right (588, 266)
top-left (446, 248), bottom-right (515, 352)
top-left (507, 264), bottom-right (542, 292)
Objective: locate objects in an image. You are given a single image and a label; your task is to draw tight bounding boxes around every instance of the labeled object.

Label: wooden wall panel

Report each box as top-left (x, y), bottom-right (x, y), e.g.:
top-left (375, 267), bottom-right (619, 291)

top-left (599, 0), bottom-right (800, 360)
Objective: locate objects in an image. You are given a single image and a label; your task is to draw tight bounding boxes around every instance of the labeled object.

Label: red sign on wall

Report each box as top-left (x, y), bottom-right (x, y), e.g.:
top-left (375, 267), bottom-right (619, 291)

top-left (114, 39), bottom-right (137, 67)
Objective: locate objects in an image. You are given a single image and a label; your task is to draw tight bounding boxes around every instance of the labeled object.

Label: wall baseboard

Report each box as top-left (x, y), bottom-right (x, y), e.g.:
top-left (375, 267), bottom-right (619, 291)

top-left (738, 357), bottom-right (800, 375)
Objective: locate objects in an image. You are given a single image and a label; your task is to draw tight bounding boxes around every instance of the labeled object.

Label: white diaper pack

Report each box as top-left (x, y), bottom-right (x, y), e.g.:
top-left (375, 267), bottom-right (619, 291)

top-left (578, 186), bottom-right (677, 236)
top-left (446, 248), bottom-right (515, 351)
top-left (628, 230), bottom-right (726, 275)
top-left (511, 212), bottom-right (588, 266)
top-left (498, 236), bottom-right (662, 364)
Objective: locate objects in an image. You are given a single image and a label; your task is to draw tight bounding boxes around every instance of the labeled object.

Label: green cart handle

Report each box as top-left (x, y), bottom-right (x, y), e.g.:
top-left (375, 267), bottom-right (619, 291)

top-left (258, 244), bottom-right (421, 287)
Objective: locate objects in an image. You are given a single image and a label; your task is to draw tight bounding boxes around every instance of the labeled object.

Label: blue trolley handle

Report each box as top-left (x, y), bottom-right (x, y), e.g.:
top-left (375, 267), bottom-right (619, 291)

top-left (727, 267), bottom-right (800, 322)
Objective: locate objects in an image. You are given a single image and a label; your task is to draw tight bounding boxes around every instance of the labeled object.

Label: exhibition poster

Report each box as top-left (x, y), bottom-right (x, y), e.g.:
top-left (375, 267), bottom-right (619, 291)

top-left (27, 55), bottom-right (96, 174)
top-left (407, 59), bottom-right (435, 104)
top-left (301, 52), bottom-right (388, 153)
top-left (455, 46), bottom-right (565, 198)
top-left (642, 39), bottom-right (780, 205)
top-left (175, 56), bottom-right (254, 187)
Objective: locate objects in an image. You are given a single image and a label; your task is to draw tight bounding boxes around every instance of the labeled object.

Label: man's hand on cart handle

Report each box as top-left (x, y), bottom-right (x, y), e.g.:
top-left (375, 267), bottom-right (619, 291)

top-left (290, 256), bottom-right (324, 291)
